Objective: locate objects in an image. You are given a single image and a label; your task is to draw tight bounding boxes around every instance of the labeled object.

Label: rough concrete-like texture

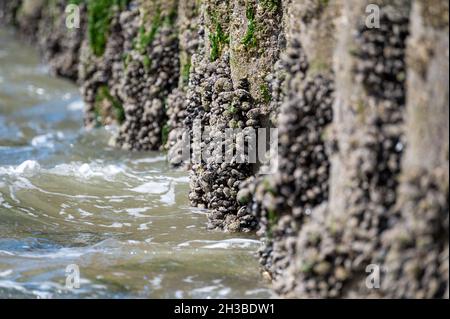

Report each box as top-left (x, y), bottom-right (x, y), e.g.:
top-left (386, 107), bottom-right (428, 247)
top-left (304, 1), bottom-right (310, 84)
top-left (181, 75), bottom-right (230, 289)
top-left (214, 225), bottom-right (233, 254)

top-left (114, 1), bottom-right (180, 151)
top-left (1, 0), bottom-right (85, 81)
top-left (165, 0), bottom-right (202, 162)
top-left (78, 0), bottom-right (181, 151)
top-left (240, 0), bottom-right (338, 293)
top-left (0, 0), bottom-right (22, 27)
top-left (285, 0), bottom-right (412, 298)
top-left (379, 0), bottom-right (449, 298)
top-left (183, 0), bottom-right (286, 232)
top-left (15, 0), bottom-right (45, 43)
top-left (38, 1), bottom-right (86, 80)
top-left (79, 4), bottom-right (130, 129)
top-left (185, 0), bottom-right (249, 231)
top-left (240, 0), bottom-right (448, 299)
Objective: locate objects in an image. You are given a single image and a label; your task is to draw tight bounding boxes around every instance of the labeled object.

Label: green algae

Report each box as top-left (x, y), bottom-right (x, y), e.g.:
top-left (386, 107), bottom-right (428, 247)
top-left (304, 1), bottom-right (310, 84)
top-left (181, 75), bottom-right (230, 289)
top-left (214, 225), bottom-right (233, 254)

top-left (135, 8), bottom-right (162, 55)
top-left (260, 83), bottom-right (272, 103)
top-left (94, 85), bottom-right (125, 125)
top-left (260, 0), bottom-right (280, 12)
top-left (162, 123), bottom-right (170, 146)
top-left (86, 0), bottom-right (129, 57)
top-left (241, 4), bottom-right (257, 49)
top-left (209, 22), bottom-right (229, 61)
top-left (181, 56), bottom-right (191, 86)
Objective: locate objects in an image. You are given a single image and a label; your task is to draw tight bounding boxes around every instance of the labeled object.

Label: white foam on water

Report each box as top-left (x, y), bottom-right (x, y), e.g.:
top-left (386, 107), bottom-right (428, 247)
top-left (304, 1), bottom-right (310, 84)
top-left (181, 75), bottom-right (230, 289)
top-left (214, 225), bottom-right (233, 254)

top-left (0, 191), bottom-right (5, 206)
top-left (126, 207), bottom-right (150, 218)
top-left (183, 276), bottom-right (196, 283)
top-left (31, 132), bottom-right (64, 148)
top-left (0, 269), bottom-right (13, 277)
top-left (34, 291), bottom-right (53, 299)
top-left (170, 176), bottom-right (190, 183)
top-left (177, 238), bottom-right (261, 250)
top-left (14, 248), bottom-right (86, 259)
top-left (218, 287), bottom-right (231, 296)
top-left (50, 162), bottom-right (125, 180)
top-left (130, 181), bottom-right (170, 194)
top-left (32, 136), bottom-right (48, 147)
top-left (175, 290), bottom-right (184, 298)
top-left (67, 100), bottom-right (84, 111)
top-left (30, 280), bottom-right (91, 298)
top-left (138, 222), bottom-right (152, 231)
top-left (79, 163), bottom-right (92, 176)
top-left (101, 222), bottom-right (124, 228)
top-left (5, 173), bottom-right (102, 201)
top-left (105, 195), bottom-right (134, 199)
top-left (12, 176), bottom-right (36, 193)
top-left (0, 280), bottom-right (60, 299)
top-left (149, 275), bottom-right (163, 289)
top-left (62, 93), bottom-right (73, 101)
top-left (78, 208), bottom-right (93, 217)
top-left (160, 184), bottom-right (175, 205)
top-left (0, 280), bottom-right (27, 293)
top-left (2, 202), bottom-right (12, 209)
top-left (202, 239), bottom-right (261, 249)
top-left (245, 288), bottom-right (273, 296)
top-left (0, 251), bottom-right (15, 256)
top-left (19, 182), bottom-right (100, 200)
top-left (108, 198), bottom-right (125, 203)
top-left (130, 156), bottom-right (166, 164)
top-left (27, 85), bottom-right (46, 97)
top-left (13, 160), bottom-right (41, 175)
top-left (191, 285), bottom-right (218, 294)
top-left (94, 204), bottom-right (113, 209)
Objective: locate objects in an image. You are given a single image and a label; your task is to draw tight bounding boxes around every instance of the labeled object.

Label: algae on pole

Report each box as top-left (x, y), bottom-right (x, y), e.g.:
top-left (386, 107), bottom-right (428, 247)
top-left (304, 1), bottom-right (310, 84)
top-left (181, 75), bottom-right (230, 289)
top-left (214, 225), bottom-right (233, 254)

top-left (94, 85), bottom-right (126, 126)
top-left (209, 22), bottom-right (229, 61)
top-left (87, 0), bottom-right (129, 56)
top-left (134, 8), bottom-right (162, 55)
top-left (241, 4), bottom-right (257, 49)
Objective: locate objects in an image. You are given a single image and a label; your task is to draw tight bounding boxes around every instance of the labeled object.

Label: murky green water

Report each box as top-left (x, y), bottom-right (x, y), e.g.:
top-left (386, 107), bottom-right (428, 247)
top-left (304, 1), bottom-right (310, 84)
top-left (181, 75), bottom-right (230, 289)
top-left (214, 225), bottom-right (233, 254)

top-left (0, 29), bottom-right (271, 299)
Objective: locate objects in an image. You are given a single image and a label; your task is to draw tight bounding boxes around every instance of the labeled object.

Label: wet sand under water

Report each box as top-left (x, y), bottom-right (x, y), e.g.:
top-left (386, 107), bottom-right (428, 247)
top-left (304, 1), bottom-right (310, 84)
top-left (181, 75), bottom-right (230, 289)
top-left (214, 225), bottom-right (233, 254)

top-left (0, 28), bottom-right (271, 299)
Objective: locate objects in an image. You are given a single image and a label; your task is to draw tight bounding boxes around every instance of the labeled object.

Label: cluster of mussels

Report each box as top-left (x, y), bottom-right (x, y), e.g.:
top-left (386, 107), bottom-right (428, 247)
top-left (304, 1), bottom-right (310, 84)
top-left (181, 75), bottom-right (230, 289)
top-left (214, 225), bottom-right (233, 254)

top-left (115, 14), bottom-right (180, 151)
top-left (1, 0), bottom-right (85, 81)
top-left (378, 0), bottom-right (449, 298)
top-left (186, 51), bottom-right (258, 232)
top-left (79, 6), bottom-right (130, 129)
top-left (38, 0), bottom-right (87, 80)
top-left (2, 0), bottom-right (448, 299)
top-left (287, 2), bottom-right (411, 298)
top-left (0, 0), bottom-right (21, 26)
top-left (183, 0), bottom-right (288, 233)
top-left (166, 1), bottom-right (202, 163)
top-left (241, 41), bottom-right (335, 292)
top-left (381, 168), bottom-right (449, 298)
